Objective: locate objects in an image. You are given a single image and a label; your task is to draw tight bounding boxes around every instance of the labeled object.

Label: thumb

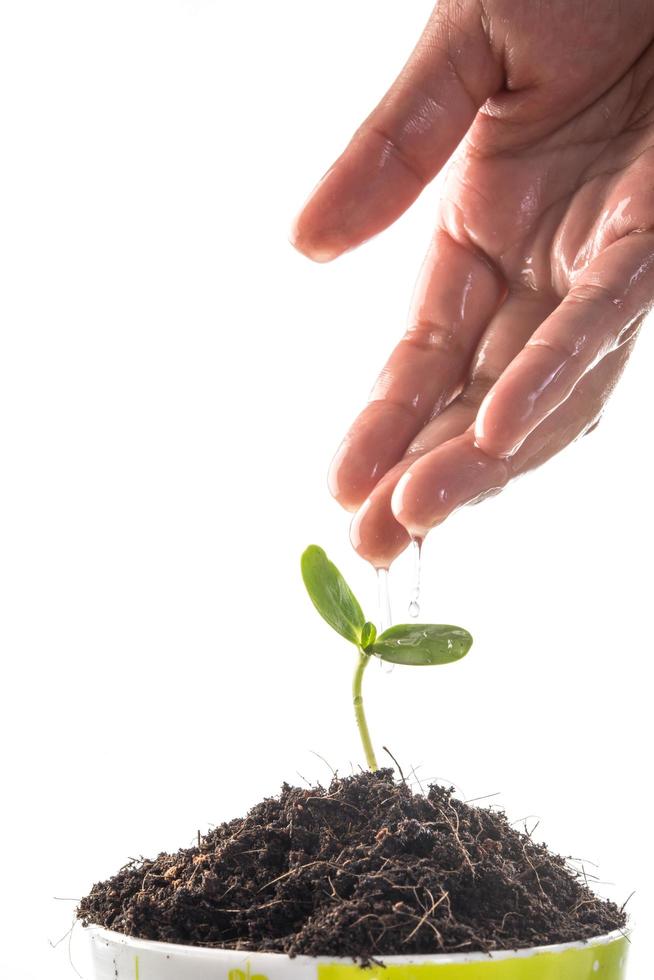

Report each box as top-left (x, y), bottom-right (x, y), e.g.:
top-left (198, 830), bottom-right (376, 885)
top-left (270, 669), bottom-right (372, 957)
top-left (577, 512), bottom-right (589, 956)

top-left (291, 2), bottom-right (501, 262)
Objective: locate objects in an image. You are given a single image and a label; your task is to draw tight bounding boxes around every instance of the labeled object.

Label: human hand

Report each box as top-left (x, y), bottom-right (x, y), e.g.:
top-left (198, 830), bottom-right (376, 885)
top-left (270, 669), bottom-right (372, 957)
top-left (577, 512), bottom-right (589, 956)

top-left (292, 0), bottom-right (654, 567)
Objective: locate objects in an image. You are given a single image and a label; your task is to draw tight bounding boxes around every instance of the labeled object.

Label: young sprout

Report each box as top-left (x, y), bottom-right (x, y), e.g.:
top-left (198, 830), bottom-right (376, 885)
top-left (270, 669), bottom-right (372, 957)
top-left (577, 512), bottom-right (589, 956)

top-left (301, 545), bottom-right (472, 771)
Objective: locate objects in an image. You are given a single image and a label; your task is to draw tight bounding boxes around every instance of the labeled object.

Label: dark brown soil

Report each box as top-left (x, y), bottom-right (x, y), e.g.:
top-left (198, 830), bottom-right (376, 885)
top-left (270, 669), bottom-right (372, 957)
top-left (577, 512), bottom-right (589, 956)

top-left (78, 770), bottom-right (625, 960)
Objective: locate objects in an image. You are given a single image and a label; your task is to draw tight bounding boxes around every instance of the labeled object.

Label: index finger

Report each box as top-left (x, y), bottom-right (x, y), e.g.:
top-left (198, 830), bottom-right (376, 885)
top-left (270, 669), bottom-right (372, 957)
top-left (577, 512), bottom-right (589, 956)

top-left (291, 4), bottom-right (500, 262)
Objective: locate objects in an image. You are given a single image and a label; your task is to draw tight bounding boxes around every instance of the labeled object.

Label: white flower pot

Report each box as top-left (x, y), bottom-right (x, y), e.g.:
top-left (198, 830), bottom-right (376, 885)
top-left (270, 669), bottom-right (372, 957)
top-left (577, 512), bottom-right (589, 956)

top-left (87, 926), bottom-right (629, 979)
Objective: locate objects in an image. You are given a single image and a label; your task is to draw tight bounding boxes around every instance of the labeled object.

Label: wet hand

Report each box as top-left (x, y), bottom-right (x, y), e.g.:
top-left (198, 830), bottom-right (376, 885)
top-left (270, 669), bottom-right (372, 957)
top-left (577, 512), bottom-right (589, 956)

top-left (292, 0), bottom-right (654, 567)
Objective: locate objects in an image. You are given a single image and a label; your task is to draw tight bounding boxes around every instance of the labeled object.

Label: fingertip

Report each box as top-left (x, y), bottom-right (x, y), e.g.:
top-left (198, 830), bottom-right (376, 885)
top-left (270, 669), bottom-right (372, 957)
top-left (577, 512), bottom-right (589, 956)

top-left (328, 402), bottom-right (421, 513)
top-left (289, 215), bottom-right (343, 263)
top-left (349, 497), bottom-right (410, 568)
top-left (289, 120), bottom-right (426, 265)
top-left (289, 168), bottom-right (351, 263)
top-left (391, 433), bottom-right (511, 534)
top-left (327, 444), bottom-right (367, 513)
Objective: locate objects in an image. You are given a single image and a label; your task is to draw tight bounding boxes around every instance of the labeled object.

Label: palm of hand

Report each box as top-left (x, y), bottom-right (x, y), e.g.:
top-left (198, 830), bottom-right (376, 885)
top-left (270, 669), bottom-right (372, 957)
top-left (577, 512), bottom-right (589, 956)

top-left (293, 1), bottom-right (654, 567)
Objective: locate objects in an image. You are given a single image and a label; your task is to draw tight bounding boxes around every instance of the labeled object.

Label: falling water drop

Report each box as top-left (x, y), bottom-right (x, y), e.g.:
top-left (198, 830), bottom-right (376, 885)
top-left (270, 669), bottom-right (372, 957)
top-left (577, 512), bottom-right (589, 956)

top-left (408, 537), bottom-right (423, 619)
top-left (376, 567), bottom-right (395, 672)
top-left (376, 567), bottom-right (392, 633)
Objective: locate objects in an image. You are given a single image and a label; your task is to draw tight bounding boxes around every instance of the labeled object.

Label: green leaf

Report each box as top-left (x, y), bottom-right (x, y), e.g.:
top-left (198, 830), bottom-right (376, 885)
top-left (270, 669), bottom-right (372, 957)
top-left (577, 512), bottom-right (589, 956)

top-left (370, 623), bottom-right (472, 666)
top-left (301, 545), bottom-right (366, 645)
top-left (360, 621), bottom-right (377, 650)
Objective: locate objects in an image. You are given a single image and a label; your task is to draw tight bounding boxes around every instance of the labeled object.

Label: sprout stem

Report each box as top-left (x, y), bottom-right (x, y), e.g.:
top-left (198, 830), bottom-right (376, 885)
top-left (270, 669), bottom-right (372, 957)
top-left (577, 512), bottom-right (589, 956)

top-left (353, 650), bottom-right (378, 771)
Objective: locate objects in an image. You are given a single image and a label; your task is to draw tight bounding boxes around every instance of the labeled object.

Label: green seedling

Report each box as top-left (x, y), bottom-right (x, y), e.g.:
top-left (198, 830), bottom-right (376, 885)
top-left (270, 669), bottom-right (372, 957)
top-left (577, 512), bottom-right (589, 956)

top-left (301, 545), bottom-right (473, 772)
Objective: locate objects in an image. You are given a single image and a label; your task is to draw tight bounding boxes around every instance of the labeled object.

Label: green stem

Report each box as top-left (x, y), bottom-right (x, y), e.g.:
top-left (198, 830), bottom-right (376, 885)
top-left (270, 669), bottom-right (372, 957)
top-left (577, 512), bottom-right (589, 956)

top-left (352, 649), bottom-right (378, 771)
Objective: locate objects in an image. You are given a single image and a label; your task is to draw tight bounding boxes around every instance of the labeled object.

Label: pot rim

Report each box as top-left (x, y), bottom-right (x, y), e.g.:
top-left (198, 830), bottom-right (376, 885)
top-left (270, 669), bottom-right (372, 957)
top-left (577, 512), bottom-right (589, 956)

top-left (87, 925), bottom-right (629, 965)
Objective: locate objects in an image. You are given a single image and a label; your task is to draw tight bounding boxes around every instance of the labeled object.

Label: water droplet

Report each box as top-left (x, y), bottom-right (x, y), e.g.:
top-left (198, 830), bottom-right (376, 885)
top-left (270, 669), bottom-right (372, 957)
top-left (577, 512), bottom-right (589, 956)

top-left (408, 537), bottom-right (423, 620)
top-left (376, 567), bottom-right (392, 633)
top-left (376, 566), bottom-right (395, 672)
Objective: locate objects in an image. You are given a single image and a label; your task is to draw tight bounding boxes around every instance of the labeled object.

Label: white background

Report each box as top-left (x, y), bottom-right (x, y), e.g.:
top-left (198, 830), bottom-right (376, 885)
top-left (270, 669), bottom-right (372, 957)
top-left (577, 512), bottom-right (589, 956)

top-left (0, 2), bottom-right (650, 977)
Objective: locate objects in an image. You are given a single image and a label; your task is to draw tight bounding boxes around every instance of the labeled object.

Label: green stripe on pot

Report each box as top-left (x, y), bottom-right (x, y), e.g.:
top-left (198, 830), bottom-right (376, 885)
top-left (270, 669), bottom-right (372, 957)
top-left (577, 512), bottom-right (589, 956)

top-left (317, 936), bottom-right (629, 979)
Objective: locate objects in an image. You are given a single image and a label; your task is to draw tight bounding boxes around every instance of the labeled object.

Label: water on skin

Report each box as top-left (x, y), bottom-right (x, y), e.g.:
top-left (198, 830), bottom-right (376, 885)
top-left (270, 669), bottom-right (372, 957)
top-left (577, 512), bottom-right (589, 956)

top-left (408, 537), bottom-right (423, 619)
